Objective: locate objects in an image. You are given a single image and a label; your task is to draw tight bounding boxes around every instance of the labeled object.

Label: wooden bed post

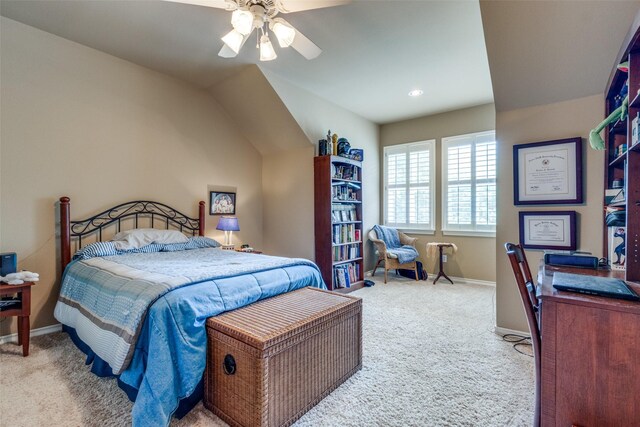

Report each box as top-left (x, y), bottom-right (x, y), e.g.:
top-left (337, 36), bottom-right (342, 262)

top-left (198, 201), bottom-right (205, 236)
top-left (60, 196), bottom-right (71, 273)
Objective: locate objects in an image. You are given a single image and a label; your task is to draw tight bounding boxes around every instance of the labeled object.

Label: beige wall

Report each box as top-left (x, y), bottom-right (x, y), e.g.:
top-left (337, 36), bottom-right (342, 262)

top-left (0, 18), bottom-right (263, 334)
top-left (380, 104), bottom-right (496, 282)
top-left (260, 71), bottom-right (380, 270)
top-left (209, 66), bottom-right (310, 156)
top-left (495, 94), bottom-right (605, 332)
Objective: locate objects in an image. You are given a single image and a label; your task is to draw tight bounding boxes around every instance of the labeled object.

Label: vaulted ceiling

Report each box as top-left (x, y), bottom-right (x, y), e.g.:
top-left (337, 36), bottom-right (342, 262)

top-left (0, 0), bottom-right (493, 124)
top-left (3, 1), bottom-right (640, 123)
top-left (480, 0), bottom-right (640, 112)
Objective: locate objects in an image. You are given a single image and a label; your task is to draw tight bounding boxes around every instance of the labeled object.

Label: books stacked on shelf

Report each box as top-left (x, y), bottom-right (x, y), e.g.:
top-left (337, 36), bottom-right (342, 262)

top-left (333, 262), bottom-right (360, 288)
top-left (332, 164), bottom-right (360, 181)
top-left (331, 204), bottom-right (358, 223)
top-left (331, 182), bottom-right (360, 201)
top-left (333, 243), bottom-right (360, 262)
top-left (332, 224), bottom-right (359, 244)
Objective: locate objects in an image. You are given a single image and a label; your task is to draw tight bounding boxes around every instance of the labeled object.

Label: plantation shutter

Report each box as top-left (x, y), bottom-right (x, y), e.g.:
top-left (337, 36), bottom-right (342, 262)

top-left (384, 140), bottom-right (435, 232)
top-left (442, 131), bottom-right (496, 234)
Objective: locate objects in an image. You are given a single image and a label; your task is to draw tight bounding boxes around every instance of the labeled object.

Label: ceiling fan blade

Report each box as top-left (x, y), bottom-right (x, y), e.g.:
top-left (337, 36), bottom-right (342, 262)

top-left (290, 27), bottom-right (322, 60)
top-left (218, 32), bottom-right (252, 58)
top-left (161, 0), bottom-right (236, 10)
top-left (276, 0), bottom-right (350, 13)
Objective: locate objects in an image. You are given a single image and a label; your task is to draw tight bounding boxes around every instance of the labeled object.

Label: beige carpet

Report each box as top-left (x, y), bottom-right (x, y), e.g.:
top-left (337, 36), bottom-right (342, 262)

top-left (0, 277), bottom-right (534, 426)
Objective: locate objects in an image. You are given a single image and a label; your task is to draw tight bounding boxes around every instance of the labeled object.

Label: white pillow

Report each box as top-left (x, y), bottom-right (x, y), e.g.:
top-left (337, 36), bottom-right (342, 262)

top-left (112, 228), bottom-right (189, 250)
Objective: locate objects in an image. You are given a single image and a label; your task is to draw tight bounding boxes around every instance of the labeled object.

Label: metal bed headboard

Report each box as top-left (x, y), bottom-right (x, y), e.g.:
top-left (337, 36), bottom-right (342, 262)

top-left (59, 197), bottom-right (205, 271)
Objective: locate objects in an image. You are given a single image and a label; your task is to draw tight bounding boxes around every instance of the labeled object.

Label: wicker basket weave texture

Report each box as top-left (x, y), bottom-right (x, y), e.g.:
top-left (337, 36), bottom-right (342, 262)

top-left (205, 287), bottom-right (362, 427)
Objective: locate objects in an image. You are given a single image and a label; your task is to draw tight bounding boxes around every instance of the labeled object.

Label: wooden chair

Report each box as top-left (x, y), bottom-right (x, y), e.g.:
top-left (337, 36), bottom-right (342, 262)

top-left (369, 229), bottom-right (418, 284)
top-left (504, 243), bottom-right (541, 427)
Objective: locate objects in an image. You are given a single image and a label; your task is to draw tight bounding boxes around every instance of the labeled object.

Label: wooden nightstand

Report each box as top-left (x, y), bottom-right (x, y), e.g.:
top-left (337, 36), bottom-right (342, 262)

top-left (0, 281), bottom-right (35, 356)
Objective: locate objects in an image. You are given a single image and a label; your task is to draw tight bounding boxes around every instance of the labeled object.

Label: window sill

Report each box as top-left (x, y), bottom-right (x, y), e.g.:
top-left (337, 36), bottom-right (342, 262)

top-left (442, 230), bottom-right (495, 238)
top-left (397, 229), bottom-right (436, 235)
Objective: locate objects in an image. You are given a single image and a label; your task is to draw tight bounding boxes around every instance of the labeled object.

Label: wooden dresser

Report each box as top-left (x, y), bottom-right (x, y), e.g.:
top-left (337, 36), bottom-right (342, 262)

top-left (537, 263), bottom-right (640, 426)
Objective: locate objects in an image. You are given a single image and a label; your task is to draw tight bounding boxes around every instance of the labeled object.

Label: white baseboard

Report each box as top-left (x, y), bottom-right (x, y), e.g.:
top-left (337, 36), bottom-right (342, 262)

top-left (447, 276), bottom-right (495, 287)
top-left (369, 268), bottom-right (495, 287)
top-left (494, 326), bottom-right (529, 337)
top-left (424, 272), bottom-right (495, 287)
top-left (0, 323), bottom-right (62, 345)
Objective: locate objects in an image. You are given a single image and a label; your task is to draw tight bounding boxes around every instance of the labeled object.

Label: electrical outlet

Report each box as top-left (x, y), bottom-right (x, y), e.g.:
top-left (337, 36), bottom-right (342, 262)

top-left (443, 254), bottom-right (448, 262)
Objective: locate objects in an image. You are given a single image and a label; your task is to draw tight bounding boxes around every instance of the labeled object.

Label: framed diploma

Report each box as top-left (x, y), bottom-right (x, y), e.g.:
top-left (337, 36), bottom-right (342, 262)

top-left (519, 211), bottom-right (576, 250)
top-left (513, 137), bottom-right (582, 205)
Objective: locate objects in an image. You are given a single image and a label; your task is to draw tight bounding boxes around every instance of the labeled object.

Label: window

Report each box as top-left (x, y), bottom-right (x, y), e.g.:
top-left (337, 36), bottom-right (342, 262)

top-left (442, 131), bottom-right (496, 235)
top-left (383, 140), bottom-right (435, 233)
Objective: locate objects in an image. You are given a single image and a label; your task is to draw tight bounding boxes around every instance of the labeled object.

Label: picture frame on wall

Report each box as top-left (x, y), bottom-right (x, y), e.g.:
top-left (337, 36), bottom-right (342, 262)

top-left (513, 137), bottom-right (583, 205)
top-left (209, 191), bottom-right (236, 215)
top-left (519, 211), bottom-right (577, 251)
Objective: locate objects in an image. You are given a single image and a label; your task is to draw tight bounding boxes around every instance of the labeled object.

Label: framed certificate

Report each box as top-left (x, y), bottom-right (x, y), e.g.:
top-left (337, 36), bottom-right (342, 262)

top-left (519, 211), bottom-right (577, 250)
top-left (513, 137), bottom-right (582, 205)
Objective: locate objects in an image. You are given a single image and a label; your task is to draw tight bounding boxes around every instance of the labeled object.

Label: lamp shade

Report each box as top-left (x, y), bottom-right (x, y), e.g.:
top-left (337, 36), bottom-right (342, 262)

top-left (272, 21), bottom-right (296, 48)
top-left (221, 29), bottom-right (244, 54)
top-left (231, 9), bottom-right (253, 36)
top-left (216, 216), bottom-right (240, 232)
top-left (259, 34), bottom-right (277, 61)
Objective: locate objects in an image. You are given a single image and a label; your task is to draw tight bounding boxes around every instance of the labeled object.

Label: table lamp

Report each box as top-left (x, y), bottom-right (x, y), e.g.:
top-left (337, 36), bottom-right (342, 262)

top-left (216, 216), bottom-right (239, 247)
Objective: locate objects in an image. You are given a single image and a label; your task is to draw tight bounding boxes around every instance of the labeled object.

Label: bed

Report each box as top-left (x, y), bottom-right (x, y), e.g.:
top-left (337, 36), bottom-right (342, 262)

top-left (54, 197), bottom-right (325, 427)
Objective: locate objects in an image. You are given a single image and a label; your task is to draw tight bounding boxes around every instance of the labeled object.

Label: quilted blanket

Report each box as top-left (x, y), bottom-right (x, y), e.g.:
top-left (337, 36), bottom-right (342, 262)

top-left (373, 225), bottom-right (419, 264)
top-left (54, 247), bottom-right (321, 375)
top-left (55, 246), bottom-right (324, 426)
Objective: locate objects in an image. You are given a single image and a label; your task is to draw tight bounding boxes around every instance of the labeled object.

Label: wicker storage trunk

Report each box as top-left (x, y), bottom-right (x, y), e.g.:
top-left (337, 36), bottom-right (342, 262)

top-left (204, 287), bottom-right (362, 427)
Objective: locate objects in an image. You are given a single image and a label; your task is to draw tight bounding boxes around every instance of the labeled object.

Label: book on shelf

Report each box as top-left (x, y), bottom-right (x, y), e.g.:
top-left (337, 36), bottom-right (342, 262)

top-left (331, 185), bottom-right (359, 202)
top-left (333, 262), bottom-right (360, 288)
top-left (333, 243), bottom-right (361, 262)
top-left (610, 188), bottom-right (625, 205)
top-left (332, 224), bottom-right (359, 245)
top-left (608, 226), bottom-right (626, 271)
top-left (332, 164), bottom-right (360, 181)
top-left (331, 204), bottom-right (358, 223)
top-left (605, 188), bottom-right (622, 205)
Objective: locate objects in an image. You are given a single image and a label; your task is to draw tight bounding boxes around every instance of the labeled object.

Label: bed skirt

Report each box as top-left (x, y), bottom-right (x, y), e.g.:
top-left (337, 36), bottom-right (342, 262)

top-left (63, 325), bottom-right (201, 419)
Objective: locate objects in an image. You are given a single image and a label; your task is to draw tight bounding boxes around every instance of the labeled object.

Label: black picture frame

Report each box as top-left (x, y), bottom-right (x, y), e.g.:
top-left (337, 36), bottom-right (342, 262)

top-left (519, 210), bottom-right (577, 250)
top-left (209, 191), bottom-right (236, 216)
top-left (513, 137), bottom-right (583, 205)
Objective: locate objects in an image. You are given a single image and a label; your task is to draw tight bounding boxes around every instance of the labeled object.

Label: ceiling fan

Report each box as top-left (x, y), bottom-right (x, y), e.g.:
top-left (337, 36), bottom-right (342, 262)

top-left (165, 0), bottom-right (350, 61)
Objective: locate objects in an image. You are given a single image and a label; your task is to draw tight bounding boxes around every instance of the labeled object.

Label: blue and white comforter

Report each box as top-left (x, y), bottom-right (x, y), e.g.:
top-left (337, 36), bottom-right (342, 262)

top-left (54, 242), bottom-right (324, 426)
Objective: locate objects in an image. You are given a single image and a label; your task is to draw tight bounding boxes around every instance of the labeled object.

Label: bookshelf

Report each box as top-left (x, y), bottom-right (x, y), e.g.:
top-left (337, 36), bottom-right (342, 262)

top-left (603, 19), bottom-right (640, 281)
top-left (314, 155), bottom-right (364, 292)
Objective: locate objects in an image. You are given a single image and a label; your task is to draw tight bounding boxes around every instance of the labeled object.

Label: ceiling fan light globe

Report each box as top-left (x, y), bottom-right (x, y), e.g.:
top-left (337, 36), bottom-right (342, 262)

top-left (272, 21), bottom-right (296, 47)
top-left (259, 34), bottom-right (277, 61)
top-left (221, 29), bottom-right (244, 54)
top-left (231, 9), bottom-right (253, 35)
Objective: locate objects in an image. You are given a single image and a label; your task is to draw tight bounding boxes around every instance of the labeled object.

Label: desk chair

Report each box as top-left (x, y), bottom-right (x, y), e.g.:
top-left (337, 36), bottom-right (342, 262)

top-left (505, 243), bottom-right (540, 427)
top-left (369, 229), bottom-right (418, 284)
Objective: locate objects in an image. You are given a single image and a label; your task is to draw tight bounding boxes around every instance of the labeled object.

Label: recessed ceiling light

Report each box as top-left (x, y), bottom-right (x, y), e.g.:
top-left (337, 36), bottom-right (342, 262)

top-left (408, 89), bottom-right (424, 97)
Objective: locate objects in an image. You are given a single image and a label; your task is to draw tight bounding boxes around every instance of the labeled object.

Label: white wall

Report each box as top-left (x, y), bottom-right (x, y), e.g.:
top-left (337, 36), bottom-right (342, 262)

top-left (0, 17), bottom-right (263, 333)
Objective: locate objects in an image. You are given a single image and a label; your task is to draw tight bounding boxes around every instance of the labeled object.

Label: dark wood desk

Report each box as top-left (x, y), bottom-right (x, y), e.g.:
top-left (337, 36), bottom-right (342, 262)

top-left (537, 263), bottom-right (640, 426)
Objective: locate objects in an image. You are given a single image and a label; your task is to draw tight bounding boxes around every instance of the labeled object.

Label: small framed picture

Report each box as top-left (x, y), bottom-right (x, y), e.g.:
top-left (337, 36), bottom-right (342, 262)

top-left (210, 191), bottom-right (236, 215)
top-left (519, 211), bottom-right (577, 250)
top-left (513, 137), bottom-right (583, 205)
